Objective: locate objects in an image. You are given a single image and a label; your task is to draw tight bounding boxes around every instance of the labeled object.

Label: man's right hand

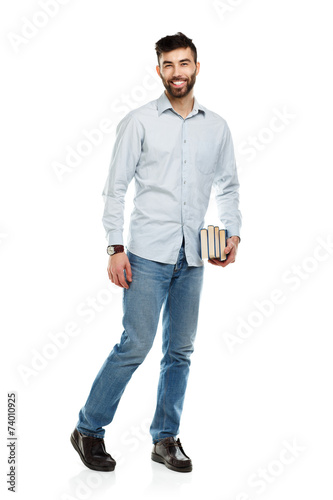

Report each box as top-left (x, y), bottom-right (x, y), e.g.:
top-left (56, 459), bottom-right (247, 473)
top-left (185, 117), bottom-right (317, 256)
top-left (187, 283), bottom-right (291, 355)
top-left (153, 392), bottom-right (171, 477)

top-left (107, 253), bottom-right (132, 289)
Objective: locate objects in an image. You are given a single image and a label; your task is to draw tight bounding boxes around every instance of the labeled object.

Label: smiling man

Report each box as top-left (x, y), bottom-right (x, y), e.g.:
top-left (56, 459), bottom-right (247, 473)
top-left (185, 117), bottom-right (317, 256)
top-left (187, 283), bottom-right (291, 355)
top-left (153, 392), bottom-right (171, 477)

top-left (158, 52), bottom-right (197, 98)
top-left (71, 32), bottom-right (242, 473)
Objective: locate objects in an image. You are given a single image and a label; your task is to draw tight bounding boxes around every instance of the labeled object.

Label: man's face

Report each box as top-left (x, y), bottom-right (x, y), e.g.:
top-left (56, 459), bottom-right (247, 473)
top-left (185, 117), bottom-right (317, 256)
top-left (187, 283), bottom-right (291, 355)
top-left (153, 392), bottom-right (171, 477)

top-left (156, 47), bottom-right (200, 99)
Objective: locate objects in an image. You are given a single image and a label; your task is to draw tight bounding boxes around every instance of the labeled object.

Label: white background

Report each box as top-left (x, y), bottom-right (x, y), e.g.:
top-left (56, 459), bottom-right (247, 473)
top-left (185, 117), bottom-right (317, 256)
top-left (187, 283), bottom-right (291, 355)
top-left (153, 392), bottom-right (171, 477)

top-left (1, 1), bottom-right (332, 499)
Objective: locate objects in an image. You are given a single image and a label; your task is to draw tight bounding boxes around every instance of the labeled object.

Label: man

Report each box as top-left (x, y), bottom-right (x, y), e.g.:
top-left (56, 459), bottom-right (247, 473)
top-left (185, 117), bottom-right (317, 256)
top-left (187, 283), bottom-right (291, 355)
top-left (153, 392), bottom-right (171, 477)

top-left (71, 32), bottom-right (241, 473)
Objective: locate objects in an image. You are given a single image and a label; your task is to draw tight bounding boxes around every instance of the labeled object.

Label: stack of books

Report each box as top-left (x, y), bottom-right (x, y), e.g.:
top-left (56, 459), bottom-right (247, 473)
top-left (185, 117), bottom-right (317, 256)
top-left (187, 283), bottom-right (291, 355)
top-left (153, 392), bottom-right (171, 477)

top-left (200, 226), bottom-right (227, 261)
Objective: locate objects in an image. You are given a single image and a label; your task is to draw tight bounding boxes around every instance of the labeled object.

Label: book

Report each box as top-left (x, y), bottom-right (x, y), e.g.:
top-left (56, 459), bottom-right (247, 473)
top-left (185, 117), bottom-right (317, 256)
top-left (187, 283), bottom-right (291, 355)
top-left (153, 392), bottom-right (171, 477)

top-left (219, 229), bottom-right (227, 261)
top-left (200, 228), bottom-right (208, 259)
top-left (207, 225), bottom-right (215, 260)
top-left (215, 226), bottom-right (220, 259)
top-left (200, 226), bottom-right (227, 261)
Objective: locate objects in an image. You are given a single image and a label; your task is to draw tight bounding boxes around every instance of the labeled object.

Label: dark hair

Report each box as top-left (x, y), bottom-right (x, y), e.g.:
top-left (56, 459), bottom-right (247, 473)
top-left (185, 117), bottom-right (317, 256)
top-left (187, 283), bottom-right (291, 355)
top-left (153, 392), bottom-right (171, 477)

top-left (155, 32), bottom-right (197, 65)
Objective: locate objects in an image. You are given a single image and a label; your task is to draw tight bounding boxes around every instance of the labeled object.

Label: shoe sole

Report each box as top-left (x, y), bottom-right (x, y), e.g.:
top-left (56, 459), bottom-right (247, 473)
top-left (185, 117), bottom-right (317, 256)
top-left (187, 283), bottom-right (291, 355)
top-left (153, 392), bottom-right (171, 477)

top-left (70, 433), bottom-right (115, 472)
top-left (151, 452), bottom-right (192, 473)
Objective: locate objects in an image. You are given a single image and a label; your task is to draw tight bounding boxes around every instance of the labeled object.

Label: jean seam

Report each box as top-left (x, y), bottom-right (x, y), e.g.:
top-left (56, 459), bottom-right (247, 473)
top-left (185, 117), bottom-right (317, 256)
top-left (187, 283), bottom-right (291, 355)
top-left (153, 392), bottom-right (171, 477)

top-left (160, 248), bottom-right (186, 440)
top-left (160, 282), bottom-right (173, 441)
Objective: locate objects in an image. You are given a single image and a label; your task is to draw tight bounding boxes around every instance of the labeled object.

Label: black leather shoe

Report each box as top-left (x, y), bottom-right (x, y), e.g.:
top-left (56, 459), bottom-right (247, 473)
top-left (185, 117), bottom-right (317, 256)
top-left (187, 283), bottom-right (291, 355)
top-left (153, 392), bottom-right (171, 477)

top-left (151, 437), bottom-right (192, 472)
top-left (70, 428), bottom-right (116, 471)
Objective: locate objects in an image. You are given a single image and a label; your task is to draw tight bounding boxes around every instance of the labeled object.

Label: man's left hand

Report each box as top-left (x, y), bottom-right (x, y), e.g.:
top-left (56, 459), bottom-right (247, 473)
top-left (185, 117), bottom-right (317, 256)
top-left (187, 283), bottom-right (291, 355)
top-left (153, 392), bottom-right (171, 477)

top-left (208, 235), bottom-right (240, 268)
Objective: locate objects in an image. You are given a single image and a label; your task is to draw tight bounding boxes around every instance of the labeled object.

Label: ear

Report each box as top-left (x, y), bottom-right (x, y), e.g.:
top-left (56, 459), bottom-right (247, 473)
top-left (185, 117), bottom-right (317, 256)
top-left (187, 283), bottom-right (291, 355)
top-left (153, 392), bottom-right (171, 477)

top-left (196, 62), bottom-right (200, 76)
top-left (156, 65), bottom-right (161, 78)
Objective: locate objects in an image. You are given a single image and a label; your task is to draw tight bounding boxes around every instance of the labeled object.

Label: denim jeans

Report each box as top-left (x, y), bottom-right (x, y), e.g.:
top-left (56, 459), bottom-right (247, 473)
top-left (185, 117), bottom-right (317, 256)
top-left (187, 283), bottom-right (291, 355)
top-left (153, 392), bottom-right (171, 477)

top-left (76, 240), bottom-right (204, 444)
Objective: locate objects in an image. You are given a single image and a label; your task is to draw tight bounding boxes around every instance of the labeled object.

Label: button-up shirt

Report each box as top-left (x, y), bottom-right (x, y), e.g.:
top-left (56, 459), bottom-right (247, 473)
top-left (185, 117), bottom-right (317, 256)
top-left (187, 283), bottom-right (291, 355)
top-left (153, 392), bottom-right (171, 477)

top-left (102, 91), bottom-right (241, 266)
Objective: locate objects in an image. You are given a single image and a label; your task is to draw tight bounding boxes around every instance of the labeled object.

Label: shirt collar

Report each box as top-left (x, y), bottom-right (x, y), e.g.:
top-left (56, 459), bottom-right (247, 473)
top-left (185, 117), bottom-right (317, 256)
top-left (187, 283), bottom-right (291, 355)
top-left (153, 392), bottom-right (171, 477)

top-left (157, 91), bottom-right (205, 117)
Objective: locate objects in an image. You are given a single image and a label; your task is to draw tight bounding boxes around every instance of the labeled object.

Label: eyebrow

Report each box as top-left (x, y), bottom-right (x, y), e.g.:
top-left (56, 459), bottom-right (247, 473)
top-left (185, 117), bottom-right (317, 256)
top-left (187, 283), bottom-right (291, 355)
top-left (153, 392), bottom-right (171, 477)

top-left (162, 58), bottom-right (192, 65)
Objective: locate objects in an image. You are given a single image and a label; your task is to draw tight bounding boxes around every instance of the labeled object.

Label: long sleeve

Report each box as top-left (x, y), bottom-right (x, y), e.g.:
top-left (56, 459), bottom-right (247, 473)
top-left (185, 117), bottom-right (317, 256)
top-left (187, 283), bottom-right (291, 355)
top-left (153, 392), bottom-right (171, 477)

top-left (102, 113), bottom-right (143, 245)
top-left (213, 122), bottom-right (242, 238)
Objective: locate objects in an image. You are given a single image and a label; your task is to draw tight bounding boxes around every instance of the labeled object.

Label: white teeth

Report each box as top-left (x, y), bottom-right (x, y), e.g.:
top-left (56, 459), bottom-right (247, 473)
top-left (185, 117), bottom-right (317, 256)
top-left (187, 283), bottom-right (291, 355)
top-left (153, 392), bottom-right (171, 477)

top-left (173, 81), bottom-right (185, 86)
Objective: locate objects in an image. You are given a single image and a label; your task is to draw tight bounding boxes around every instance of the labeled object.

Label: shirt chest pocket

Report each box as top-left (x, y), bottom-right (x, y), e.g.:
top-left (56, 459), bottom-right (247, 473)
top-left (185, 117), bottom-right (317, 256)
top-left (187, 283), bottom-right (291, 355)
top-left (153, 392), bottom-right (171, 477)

top-left (193, 141), bottom-right (218, 175)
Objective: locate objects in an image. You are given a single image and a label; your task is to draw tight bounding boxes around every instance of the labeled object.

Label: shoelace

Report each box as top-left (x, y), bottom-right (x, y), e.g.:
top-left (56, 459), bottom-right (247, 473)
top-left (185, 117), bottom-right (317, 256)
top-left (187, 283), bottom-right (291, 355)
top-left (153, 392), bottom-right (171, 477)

top-left (164, 439), bottom-right (182, 448)
top-left (163, 439), bottom-right (190, 460)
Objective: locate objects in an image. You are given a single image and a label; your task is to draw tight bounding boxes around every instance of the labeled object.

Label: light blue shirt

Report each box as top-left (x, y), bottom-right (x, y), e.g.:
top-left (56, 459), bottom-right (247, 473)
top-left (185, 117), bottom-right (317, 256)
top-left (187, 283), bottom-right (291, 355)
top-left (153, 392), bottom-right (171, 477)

top-left (102, 91), bottom-right (241, 267)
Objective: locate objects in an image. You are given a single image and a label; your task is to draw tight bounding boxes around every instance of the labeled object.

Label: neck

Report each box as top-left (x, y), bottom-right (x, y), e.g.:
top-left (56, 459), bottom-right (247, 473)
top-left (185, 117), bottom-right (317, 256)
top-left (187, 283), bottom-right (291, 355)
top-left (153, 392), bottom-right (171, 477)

top-left (165, 90), bottom-right (195, 119)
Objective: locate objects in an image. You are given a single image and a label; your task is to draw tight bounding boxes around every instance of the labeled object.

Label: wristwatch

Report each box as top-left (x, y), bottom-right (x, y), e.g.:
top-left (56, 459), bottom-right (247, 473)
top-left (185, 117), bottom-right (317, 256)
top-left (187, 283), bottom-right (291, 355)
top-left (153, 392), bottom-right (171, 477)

top-left (107, 245), bottom-right (124, 256)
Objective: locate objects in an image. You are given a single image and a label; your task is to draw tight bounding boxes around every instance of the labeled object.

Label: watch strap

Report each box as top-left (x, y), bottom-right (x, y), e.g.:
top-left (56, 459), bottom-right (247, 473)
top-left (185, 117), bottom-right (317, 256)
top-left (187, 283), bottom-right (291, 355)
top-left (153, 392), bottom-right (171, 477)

top-left (107, 245), bottom-right (124, 255)
top-left (112, 245), bottom-right (124, 254)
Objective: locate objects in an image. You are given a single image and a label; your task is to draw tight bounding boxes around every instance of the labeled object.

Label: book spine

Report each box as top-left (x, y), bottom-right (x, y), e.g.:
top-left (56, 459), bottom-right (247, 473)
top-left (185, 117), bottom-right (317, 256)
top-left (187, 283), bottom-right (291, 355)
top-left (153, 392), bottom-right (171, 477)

top-left (200, 228), bottom-right (208, 260)
top-left (207, 225), bottom-right (214, 259)
top-left (219, 229), bottom-right (227, 261)
top-left (215, 226), bottom-right (220, 259)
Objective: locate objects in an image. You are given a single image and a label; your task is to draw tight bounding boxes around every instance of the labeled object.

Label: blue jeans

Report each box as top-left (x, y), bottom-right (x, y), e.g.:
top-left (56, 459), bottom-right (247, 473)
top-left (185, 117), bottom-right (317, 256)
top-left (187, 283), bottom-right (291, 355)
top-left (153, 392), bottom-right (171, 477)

top-left (76, 240), bottom-right (204, 443)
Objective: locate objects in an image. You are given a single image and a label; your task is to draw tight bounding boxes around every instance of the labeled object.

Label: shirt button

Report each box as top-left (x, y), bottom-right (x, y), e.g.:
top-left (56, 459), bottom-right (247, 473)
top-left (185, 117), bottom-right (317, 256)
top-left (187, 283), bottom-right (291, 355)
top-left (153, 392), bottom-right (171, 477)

top-left (184, 202), bottom-right (186, 205)
top-left (184, 181), bottom-right (186, 184)
top-left (184, 140), bottom-right (186, 143)
top-left (184, 160), bottom-right (187, 163)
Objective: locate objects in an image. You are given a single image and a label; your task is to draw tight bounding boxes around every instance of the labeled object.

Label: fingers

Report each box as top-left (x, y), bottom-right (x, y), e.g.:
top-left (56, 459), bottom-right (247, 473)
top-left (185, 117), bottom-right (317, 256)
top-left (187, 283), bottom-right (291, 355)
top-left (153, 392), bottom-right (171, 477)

top-left (221, 249), bottom-right (236, 267)
top-left (208, 237), bottom-right (239, 268)
top-left (125, 261), bottom-right (132, 283)
top-left (107, 265), bottom-right (113, 282)
top-left (224, 244), bottom-right (232, 255)
top-left (111, 268), bottom-right (129, 289)
top-left (208, 258), bottom-right (220, 266)
top-left (107, 256), bottom-right (132, 289)
top-left (208, 250), bottom-right (236, 267)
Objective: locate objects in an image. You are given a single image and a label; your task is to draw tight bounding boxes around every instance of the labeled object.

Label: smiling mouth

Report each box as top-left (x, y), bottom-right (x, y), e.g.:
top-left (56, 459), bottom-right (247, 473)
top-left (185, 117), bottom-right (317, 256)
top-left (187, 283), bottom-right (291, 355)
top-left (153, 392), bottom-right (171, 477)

top-left (170, 80), bottom-right (186, 87)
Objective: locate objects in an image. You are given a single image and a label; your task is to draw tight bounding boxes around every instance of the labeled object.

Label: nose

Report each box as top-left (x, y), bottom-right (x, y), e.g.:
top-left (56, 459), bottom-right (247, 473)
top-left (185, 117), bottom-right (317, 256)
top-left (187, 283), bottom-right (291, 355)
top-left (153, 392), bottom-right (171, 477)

top-left (171, 64), bottom-right (187, 78)
top-left (171, 74), bottom-right (186, 80)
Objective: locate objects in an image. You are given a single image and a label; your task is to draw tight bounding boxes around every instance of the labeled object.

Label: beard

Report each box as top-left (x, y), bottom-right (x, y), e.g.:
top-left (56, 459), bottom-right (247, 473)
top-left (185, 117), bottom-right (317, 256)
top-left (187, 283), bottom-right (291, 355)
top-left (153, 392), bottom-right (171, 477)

top-left (161, 68), bottom-right (197, 98)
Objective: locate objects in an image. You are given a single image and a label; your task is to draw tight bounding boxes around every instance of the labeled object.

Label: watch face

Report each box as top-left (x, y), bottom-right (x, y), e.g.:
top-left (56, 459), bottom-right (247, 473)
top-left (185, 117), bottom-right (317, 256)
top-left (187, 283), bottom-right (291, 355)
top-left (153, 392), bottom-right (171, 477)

top-left (107, 246), bottom-right (114, 255)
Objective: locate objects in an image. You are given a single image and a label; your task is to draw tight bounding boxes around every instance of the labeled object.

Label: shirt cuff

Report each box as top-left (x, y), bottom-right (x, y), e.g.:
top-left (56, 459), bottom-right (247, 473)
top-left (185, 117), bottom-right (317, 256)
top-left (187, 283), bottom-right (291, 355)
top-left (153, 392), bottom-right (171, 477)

top-left (106, 231), bottom-right (123, 246)
top-left (226, 227), bottom-right (241, 242)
